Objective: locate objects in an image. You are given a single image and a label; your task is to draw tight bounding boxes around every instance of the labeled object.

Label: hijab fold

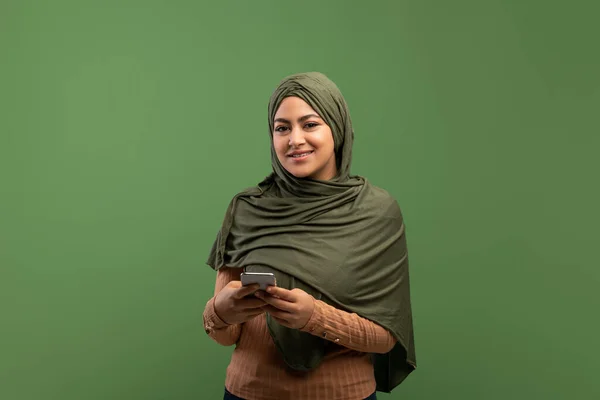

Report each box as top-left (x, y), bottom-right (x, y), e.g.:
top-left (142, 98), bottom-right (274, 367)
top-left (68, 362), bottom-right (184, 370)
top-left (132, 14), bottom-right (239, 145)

top-left (207, 72), bottom-right (416, 392)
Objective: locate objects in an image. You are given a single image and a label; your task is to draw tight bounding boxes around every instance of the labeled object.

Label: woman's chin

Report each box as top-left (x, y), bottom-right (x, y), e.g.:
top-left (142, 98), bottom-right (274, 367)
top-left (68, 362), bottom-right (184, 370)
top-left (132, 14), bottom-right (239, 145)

top-left (284, 167), bottom-right (313, 179)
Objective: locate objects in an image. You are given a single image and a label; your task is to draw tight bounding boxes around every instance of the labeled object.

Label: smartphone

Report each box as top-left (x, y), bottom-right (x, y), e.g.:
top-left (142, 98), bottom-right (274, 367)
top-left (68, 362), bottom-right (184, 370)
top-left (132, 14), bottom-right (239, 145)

top-left (240, 272), bottom-right (277, 291)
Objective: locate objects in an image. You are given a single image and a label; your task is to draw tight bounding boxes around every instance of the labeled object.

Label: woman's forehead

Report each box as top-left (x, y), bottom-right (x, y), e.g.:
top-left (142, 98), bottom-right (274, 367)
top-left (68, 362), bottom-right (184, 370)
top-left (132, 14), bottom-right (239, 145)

top-left (274, 97), bottom-right (320, 118)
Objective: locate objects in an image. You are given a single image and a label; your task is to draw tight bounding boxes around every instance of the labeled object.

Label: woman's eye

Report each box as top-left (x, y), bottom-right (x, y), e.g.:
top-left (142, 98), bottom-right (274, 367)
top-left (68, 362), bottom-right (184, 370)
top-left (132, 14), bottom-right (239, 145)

top-left (275, 126), bottom-right (288, 133)
top-left (305, 122), bottom-right (318, 129)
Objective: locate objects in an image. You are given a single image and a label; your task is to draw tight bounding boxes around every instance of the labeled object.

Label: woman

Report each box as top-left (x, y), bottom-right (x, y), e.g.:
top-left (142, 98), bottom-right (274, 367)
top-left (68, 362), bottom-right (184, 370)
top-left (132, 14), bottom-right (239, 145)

top-left (203, 72), bottom-right (416, 400)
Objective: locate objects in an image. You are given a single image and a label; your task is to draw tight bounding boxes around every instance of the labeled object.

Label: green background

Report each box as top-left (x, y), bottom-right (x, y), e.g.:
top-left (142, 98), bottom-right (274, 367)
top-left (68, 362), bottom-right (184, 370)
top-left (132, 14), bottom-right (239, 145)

top-left (1, 0), bottom-right (598, 399)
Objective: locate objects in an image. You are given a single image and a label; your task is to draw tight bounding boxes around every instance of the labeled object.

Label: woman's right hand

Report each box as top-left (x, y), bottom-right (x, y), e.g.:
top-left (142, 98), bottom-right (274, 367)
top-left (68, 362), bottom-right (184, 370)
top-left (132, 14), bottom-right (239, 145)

top-left (214, 281), bottom-right (266, 325)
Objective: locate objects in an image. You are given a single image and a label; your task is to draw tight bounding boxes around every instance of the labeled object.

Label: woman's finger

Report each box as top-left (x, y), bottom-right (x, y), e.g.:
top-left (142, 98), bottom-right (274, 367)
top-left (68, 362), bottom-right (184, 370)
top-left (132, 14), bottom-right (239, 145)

top-left (265, 286), bottom-right (297, 302)
top-left (240, 298), bottom-right (267, 309)
top-left (234, 284), bottom-right (261, 299)
top-left (264, 305), bottom-right (291, 321)
top-left (256, 292), bottom-right (295, 312)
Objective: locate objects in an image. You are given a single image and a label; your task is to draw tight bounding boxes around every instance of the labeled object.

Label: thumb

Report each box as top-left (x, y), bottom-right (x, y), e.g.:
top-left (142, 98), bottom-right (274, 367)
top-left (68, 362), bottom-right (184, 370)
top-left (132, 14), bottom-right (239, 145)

top-left (233, 283), bottom-right (260, 299)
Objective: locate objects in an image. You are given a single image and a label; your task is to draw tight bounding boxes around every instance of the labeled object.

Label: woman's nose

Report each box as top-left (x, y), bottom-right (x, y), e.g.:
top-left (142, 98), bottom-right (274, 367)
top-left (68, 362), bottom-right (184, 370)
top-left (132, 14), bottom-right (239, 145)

top-left (288, 127), bottom-right (306, 147)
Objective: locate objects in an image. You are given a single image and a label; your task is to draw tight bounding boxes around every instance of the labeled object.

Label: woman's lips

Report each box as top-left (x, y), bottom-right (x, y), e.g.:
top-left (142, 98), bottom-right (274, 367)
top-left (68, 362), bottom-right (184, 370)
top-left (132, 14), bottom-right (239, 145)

top-left (287, 150), bottom-right (314, 161)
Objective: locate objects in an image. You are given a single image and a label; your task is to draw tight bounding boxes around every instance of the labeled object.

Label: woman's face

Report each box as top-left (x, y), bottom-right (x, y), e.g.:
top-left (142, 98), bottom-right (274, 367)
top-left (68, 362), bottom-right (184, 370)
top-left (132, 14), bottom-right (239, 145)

top-left (272, 96), bottom-right (337, 181)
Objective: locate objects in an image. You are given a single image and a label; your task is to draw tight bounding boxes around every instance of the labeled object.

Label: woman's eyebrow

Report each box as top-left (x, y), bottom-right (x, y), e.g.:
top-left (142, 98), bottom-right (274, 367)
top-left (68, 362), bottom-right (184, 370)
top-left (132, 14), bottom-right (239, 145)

top-left (274, 114), bottom-right (321, 124)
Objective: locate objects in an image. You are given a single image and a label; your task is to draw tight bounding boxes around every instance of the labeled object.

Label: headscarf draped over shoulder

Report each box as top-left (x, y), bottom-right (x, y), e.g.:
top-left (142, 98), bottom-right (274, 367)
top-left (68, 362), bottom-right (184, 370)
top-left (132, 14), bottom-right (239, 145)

top-left (207, 72), bottom-right (416, 392)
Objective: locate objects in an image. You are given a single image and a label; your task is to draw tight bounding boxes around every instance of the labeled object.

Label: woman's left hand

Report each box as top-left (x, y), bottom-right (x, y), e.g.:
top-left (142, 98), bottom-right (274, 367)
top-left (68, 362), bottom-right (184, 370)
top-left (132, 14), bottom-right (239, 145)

top-left (255, 286), bottom-right (315, 329)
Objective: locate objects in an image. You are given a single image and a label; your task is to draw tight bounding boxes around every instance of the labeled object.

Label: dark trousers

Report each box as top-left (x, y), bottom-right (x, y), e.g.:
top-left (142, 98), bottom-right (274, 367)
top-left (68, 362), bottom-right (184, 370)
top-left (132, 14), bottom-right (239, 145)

top-left (224, 387), bottom-right (377, 400)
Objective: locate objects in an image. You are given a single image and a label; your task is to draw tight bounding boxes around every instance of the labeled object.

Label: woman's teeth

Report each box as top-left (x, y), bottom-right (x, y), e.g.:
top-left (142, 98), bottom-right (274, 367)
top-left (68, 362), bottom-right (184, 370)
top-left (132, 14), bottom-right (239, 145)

top-left (291, 151), bottom-right (313, 158)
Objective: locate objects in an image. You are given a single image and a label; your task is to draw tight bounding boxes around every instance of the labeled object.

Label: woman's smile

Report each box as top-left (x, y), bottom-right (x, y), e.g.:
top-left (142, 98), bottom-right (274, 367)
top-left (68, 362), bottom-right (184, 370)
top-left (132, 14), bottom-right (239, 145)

top-left (287, 150), bottom-right (314, 161)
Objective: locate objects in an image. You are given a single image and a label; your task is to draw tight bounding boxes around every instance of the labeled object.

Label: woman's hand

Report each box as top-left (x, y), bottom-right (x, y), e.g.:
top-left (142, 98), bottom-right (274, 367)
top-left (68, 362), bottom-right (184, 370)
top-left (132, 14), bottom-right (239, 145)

top-left (214, 281), bottom-right (266, 325)
top-left (256, 286), bottom-right (315, 329)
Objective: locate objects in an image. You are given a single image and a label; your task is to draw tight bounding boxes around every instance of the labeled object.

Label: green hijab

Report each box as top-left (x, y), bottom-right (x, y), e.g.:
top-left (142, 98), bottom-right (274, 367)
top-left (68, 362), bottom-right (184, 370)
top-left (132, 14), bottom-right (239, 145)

top-left (207, 72), bottom-right (416, 392)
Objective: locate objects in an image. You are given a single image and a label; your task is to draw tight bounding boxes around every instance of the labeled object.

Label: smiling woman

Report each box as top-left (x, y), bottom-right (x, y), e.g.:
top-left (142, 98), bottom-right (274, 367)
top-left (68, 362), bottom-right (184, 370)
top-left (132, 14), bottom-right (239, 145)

top-left (272, 97), bottom-right (337, 181)
top-left (203, 72), bottom-right (416, 400)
